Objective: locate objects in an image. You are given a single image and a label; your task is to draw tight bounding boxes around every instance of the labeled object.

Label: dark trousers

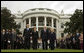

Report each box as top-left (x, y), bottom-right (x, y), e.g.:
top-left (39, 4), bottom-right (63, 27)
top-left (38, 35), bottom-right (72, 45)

top-left (60, 43), bottom-right (65, 49)
top-left (42, 40), bottom-right (48, 50)
top-left (24, 37), bottom-right (30, 49)
top-left (14, 41), bottom-right (16, 49)
top-left (16, 42), bottom-right (20, 49)
top-left (66, 43), bottom-right (71, 49)
top-left (72, 43), bottom-right (76, 49)
top-left (4, 41), bottom-right (7, 49)
top-left (76, 41), bottom-right (80, 49)
top-left (1, 41), bottom-right (4, 49)
top-left (11, 40), bottom-right (14, 49)
top-left (50, 40), bottom-right (55, 50)
top-left (32, 40), bottom-right (38, 49)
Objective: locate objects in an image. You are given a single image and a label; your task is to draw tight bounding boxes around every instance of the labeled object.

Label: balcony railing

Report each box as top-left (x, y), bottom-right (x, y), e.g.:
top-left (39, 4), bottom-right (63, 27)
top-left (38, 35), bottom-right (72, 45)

top-left (38, 22), bottom-right (44, 26)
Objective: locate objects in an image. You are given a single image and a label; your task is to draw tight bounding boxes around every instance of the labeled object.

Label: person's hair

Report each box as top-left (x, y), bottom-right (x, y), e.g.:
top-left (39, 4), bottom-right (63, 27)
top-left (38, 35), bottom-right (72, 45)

top-left (34, 24), bottom-right (36, 26)
top-left (8, 30), bottom-right (11, 32)
top-left (26, 24), bottom-right (29, 28)
top-left (81, 32), bottom-right (83, 34)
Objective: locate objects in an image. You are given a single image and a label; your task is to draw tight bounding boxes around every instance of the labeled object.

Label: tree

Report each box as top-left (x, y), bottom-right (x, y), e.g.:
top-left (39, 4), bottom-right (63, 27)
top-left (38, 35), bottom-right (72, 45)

top-left (64, 9), bottom-right (83, 33)
top-left (1, 7), bottom-right (18, 30)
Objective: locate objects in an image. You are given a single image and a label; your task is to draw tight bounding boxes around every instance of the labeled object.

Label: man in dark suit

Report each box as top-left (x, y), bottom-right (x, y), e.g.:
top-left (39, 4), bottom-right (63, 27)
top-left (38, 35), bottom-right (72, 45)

top-left (70, 33), bottom-right (76, 49)
top-left (1, 30), bottom-right (3, 49)
top-left (1, 29), bottom-right (6, 49)
top-left (3, 29), bottom-right (8, 49)
top-left (41, 26), bottom-right (49, 50)
top-left (7, 29), bottom-right (12, 49)
top-left (75, 30), bottom-right (80, 49)
top-left (23, 24), bottom-right (32, 49)
top-left (11, 29), bottom-right (17, 49)
top-left (5, 29), bottom-right (10, 49)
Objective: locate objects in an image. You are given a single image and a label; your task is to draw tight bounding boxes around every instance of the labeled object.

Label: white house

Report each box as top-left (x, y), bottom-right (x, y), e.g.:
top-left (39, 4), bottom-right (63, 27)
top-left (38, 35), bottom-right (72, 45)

top-left (14, 8), bottom-right (72, 39)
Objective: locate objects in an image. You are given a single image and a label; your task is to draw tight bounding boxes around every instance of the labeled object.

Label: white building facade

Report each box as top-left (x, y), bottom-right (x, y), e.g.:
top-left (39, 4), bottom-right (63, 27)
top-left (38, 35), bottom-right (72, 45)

top-left (14, 8), bottom-right (72, 39)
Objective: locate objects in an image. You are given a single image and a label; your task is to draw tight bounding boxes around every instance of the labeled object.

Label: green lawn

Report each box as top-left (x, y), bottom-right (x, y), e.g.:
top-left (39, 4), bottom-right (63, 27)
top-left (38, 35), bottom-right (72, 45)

top-left (1, 48), bottom-right (83, 52)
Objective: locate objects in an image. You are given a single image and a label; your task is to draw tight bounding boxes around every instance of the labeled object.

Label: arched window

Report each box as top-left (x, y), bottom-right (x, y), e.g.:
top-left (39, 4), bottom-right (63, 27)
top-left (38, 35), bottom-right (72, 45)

top-left (38, 16), bottom-right (44, 26)
top-left (47, 17), bottom-right (51, 26)
top-left (61, 23), bottom-right (64, 28)
top-left (54, 19), bottom-right (56, 28)
top-left (26, 18), bottom-right (29, 24)
top-left (61, 33), bottom-right (64, 38)
top-left (31, 17), bottom-right (36, 26)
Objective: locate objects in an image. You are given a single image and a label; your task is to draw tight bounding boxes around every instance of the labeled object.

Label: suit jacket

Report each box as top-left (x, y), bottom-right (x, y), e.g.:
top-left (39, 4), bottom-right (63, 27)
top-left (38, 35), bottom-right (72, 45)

top-left (70, 35), bottom-right (76, 43)
top-left (23, 28), bottom-right (32, 38)
top-left (32, 31), bottom-right (38, 40)
top-left (7, 32), bottom-right (12, 41)
top-left (11, 32), bottom-right (17, 41)
top-left (75, 33), bottom-right (80, 40)
top-left (1, 32), bottom-right (6, 41)
top-left (76, 33), bottom-right (80, 38)
top-left (41, 29), bottom-right (49, 40)
top-left (49, 32), bottom-right (56, 41)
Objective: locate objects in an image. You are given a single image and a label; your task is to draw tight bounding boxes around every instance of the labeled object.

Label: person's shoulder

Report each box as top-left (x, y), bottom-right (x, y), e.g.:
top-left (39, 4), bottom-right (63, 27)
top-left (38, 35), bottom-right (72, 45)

top-left (29, 28), bottom-right (32, 31)
top-left (32, 31), bottom-right (34, 33)
top-left (41, 29), bottom-right (43, 32)
top-left (47, 29), bottom-right (49, 31)
top-left (29, 28), bottom-right (31, 30)
top-left (36, 31), bottom-right (38, 32)
top-left (53, 32), bottom-right (56, 34)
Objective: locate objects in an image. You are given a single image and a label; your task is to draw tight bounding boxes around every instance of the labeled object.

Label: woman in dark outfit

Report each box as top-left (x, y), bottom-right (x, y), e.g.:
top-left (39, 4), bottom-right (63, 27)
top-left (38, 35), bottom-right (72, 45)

top-left (49, 28), bottom-right (56, 50)
top-left (32, 26), bottom-right (39, 49)
top-left (66, 35), bottom-right (71, 49)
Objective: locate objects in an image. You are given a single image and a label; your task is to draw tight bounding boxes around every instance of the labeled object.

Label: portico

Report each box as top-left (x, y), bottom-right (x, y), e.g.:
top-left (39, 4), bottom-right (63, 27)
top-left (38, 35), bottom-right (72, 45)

top-left (14, 8), bottom-right (71, 39)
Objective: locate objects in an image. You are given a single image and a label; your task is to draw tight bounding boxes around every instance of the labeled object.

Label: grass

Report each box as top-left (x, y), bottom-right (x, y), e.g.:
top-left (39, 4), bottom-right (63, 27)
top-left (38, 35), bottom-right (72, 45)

top-left (1, 48), bottom-right (83, 52)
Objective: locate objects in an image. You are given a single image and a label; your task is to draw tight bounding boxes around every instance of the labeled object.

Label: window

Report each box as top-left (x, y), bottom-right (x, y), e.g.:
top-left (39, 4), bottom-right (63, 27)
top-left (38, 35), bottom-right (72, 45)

top-left (31, 17), bottom-right (36, 26)
top-left (47, 17), bottom-right (51, 26)
top-left (26, 19), bottom-right (29, 24)
top-left (17, 23), bottom-right (21, 28)
top-left (38, 16), bottom-right (44, 26)
top-left (31, 9), bottom-right (36, 11)
top-left (47, 9), bottom-right (51, 11)
top-left (61, 23), bottom-right (64, 28)
top-left (61, 33), bottom-right (64, 37)
top-left (39, 8), bottom-right (44, 10)
top-left (54, 19), bottom-right (56, 28)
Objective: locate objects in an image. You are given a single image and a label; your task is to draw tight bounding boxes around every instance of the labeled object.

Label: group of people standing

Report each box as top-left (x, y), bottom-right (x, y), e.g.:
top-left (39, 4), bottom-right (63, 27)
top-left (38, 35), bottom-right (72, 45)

top-left (59, 31), bottom-right (83, 50)
top-left (23, 24), bottom-right (56, 50)
top-left (1, 24), bottom-right (83, 50)
top-left (1, 29), bottom-right (17, 49)
top-left (1, 24), bottom-right (56, 50)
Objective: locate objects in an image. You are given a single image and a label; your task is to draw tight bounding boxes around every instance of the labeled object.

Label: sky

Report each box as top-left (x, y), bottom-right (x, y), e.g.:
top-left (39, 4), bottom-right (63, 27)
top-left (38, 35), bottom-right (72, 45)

top-left (1, 1), bottom-right (83, 14)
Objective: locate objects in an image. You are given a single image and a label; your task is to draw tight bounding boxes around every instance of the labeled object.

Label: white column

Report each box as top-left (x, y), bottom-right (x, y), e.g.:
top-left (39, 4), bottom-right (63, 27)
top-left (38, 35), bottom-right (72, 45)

top-left (56, 20), bottom-right (59, 39)
top-left (36, 17), bottom-right (38, 31)
top-left (44, 17), bottom-right (46, 26)
top-left (52, 18), bottom-right (54, 27)
top-left (21, 21), bottom-right (23, 29)
top-left (29, 18), bottom-right (31, 28)
top-left (24, 20), bottom-right (26, 28)
top-left (21, 21), bottom-right (24, 36)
